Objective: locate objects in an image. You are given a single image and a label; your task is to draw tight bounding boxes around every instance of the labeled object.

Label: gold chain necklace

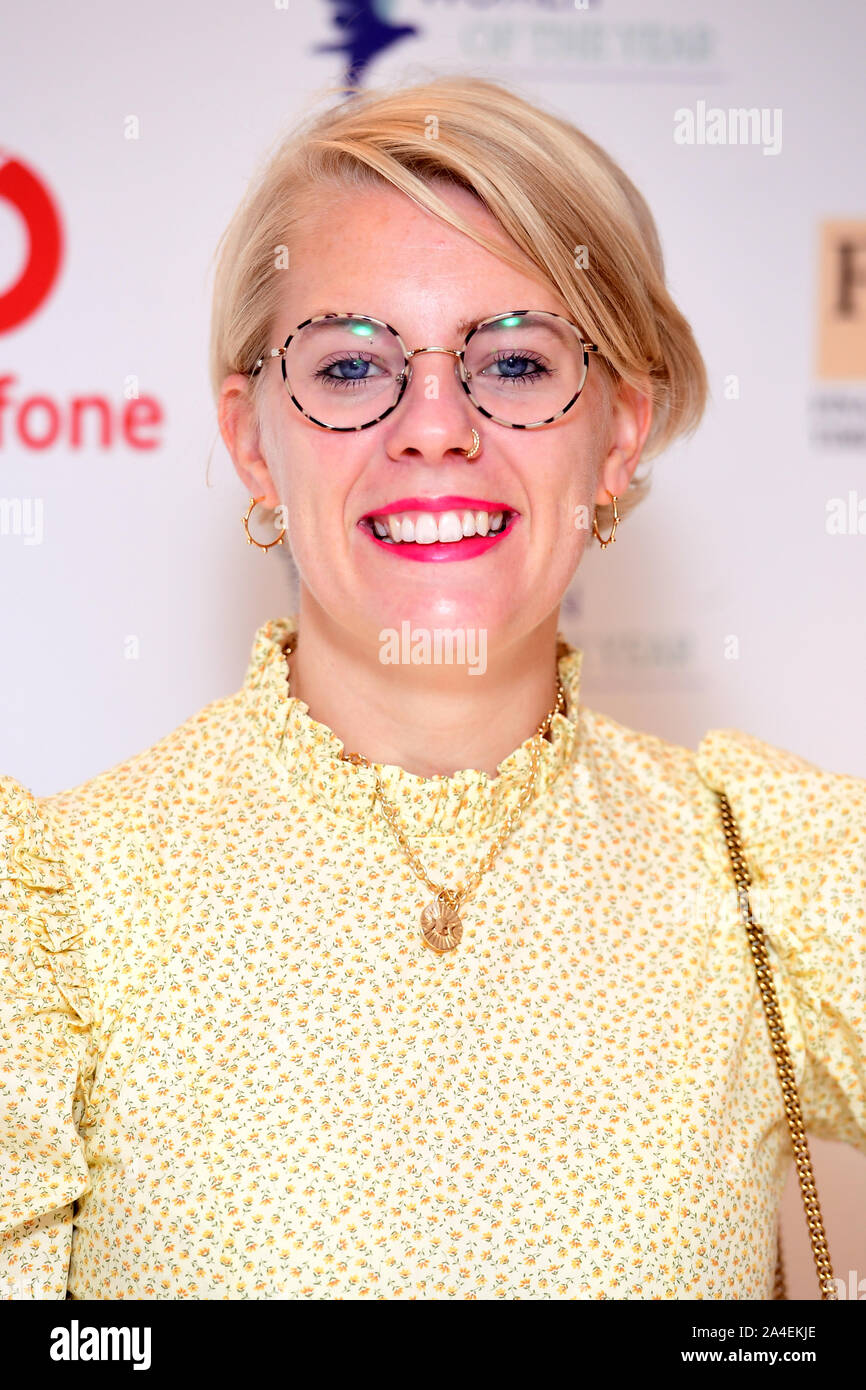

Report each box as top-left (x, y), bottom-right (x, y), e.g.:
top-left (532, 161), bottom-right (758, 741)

top-left (282, 631), bottom-right (566, 954)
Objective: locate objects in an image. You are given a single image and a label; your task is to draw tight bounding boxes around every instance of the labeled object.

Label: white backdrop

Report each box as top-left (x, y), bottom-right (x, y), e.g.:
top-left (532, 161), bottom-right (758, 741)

top-left (1, 0), bottom-right (864, 1300)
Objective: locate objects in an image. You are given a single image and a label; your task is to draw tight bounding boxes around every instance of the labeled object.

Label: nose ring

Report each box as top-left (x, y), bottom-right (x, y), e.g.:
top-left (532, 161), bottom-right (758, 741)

top-left (460, 428), bottom-right (481, 460)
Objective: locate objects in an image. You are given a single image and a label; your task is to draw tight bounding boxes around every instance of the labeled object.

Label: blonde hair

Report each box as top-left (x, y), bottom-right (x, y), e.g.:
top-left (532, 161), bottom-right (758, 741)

top-left (209, 73), bottom-right (708, 527)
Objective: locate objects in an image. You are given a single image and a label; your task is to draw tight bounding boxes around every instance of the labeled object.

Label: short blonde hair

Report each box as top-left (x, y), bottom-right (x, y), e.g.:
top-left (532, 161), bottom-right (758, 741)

top-left (209, 73), bottom-right (708, 527)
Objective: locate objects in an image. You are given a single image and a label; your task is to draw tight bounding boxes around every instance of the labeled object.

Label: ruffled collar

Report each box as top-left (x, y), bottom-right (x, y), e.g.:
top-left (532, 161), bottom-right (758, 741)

top-left (240, 615), bottom-right (583, 837)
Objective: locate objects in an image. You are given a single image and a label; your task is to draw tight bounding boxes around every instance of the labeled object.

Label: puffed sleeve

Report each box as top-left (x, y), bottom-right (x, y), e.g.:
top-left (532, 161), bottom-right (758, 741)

top-left (0, 775), bottom-right (96, 1299)
top-left (696, 729), bottom-right (866, 1154)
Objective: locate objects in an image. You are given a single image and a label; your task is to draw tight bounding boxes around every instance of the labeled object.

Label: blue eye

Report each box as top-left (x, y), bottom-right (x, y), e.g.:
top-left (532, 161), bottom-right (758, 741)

top-left (486, 352), bottom-right (552, 385)
top-left (314, 353), bottom-right (386, 390)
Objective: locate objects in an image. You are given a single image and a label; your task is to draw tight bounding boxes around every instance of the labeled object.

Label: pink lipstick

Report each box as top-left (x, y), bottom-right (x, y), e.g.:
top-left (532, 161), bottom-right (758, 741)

top-left (360, 495), bottom-right (513, 517)
top-left (357, 496), bottom-right (520, 563)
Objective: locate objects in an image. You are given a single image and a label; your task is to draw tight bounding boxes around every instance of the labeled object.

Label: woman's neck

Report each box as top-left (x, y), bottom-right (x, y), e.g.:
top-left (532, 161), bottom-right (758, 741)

top-left (284, 605), bottom-right (565, 779)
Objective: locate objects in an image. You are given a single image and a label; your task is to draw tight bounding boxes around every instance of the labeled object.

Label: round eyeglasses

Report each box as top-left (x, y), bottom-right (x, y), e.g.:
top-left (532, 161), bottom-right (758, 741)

top-left (249, 309), bottom-right (599, 431)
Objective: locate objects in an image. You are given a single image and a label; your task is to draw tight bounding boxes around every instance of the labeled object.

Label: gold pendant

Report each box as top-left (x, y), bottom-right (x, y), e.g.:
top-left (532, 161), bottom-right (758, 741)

top-left (420, 894), bottom-right (463, 953)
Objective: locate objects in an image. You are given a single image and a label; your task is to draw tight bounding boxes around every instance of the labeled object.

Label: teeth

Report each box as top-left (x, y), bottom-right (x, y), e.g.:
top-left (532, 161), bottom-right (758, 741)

top-left (436, 511), bottom-right (465, 543)
top-left (414, 513), bottom-right (439, 545)
top-left (368, 507), bottom-right (511, 544)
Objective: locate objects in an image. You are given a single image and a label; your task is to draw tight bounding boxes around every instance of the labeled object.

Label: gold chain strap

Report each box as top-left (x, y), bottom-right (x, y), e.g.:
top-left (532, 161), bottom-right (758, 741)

top-left (717, 791), bottom-right (838, 1301)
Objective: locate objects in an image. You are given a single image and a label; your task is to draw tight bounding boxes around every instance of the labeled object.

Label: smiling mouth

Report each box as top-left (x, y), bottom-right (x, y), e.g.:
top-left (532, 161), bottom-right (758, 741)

top-left (359, 507), bottom-right (518, 546)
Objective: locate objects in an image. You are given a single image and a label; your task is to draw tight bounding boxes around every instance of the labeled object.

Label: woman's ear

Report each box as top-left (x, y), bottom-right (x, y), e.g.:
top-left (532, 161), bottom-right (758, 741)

top-left (218, 373), bottom-right (281, 509)
top-left (595, 377), bottom-right (654, 505)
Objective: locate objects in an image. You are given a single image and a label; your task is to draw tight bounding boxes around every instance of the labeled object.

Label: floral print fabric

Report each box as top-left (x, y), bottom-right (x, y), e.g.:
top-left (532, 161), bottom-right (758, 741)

top-left (1, 615), bottom-right (864, 1299)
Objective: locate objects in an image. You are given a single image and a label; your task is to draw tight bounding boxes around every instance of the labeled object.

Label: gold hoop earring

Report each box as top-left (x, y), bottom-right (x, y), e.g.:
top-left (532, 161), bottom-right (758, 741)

top-left (243, 496), bottom-right (286, 552)
top-left (459, 428), bottom-right (481, 460)
top-left (592, 491), bottom-right (619, 549)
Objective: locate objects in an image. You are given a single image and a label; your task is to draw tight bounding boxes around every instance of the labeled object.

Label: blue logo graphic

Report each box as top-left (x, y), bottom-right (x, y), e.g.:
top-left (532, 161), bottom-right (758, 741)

top-left (315, 0), bottom-right (420, 89)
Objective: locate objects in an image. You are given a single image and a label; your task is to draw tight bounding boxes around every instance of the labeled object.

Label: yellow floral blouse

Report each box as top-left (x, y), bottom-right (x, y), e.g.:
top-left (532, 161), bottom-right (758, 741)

top-left (1, 615), bottom-right (864, 1300)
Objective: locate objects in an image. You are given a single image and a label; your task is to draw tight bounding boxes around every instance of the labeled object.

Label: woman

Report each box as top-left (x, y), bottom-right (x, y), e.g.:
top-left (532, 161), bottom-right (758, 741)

top-left (1, 75), bottom-right (863, 1302)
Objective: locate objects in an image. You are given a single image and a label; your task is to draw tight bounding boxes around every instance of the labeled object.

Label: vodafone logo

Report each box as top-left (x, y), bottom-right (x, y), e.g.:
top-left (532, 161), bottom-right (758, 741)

top-left (0, 150), bottom-right (165, 455)
top-left (0, 152), bottom-right (63, 334)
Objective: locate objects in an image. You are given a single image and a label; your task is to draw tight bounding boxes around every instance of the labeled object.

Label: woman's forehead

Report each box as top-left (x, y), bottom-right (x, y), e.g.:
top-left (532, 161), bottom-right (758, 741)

top-left (280, 192), bottom-right (569, 328)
